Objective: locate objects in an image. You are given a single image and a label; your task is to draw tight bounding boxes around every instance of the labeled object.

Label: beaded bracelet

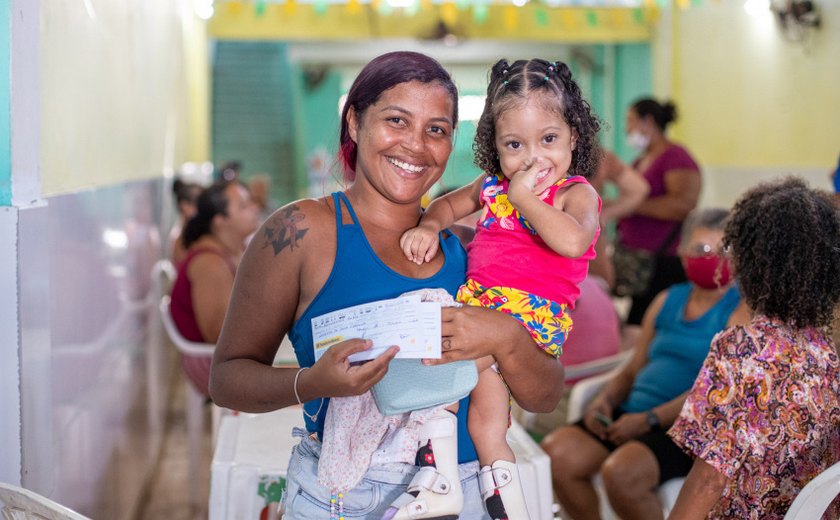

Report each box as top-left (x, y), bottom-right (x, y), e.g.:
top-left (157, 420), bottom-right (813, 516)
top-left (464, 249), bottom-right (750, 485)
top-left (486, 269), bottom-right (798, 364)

top-left (293, 367), bottom-right (324, 423)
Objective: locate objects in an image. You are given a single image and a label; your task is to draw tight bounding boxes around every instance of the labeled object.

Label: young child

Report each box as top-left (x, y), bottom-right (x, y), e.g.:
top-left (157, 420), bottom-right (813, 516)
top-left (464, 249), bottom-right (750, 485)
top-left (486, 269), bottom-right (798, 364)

top-left (388, 58), bottom-right (602, 520)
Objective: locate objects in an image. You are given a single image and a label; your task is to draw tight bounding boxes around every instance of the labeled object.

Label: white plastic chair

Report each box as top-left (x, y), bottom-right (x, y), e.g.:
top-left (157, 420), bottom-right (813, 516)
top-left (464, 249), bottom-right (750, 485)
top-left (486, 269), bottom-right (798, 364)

top-left (564, 350), bottom-right (634, 384)
top-left (563, 371), bottom-right (684, 519)
top-left (784, 460), bottom-right (840, 520)
top-left (150, 259), bottom-right (177, 299)
top-left (159, 294), bottom-right (216, 507)
top-left (0, 482), bottom-right (91, 520)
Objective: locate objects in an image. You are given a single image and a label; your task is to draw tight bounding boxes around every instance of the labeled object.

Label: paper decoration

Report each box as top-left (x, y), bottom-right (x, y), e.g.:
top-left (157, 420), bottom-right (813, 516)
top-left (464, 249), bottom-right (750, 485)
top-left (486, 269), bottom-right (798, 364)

top-left (346, 0), bottom-right (361, 14)
top-left (535, 7), bottom-right (549, 26)
top-left (503, 5), bottom-right (518, 29)
top-left (226, 1), bottom-right (244, 15)
top-left (282, 0), bottom-right (297, 15)
top-left (441, 2), bottom-right (458, 25)
top-left (560, 9), bottom-right (579, 28)
top-left (472, 3), bottom-right (489, 23)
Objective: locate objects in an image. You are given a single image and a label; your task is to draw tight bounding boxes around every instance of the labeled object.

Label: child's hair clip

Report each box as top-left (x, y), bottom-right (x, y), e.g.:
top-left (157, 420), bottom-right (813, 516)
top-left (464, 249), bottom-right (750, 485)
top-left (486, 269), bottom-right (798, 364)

top-left (503, 80), bottom-right (509, 86)
top-left (543, 76), bottom-right (549, 81)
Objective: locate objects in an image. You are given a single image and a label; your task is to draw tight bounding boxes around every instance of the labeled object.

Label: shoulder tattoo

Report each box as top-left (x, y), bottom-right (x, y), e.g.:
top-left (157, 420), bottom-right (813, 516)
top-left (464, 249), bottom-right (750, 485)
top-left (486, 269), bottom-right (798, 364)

top-left (261, 205), bottom-right (310, 255)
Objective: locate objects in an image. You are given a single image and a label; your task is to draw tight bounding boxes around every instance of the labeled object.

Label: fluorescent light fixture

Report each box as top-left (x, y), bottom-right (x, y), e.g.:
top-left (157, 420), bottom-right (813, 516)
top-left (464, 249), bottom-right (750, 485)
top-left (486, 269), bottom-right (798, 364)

top-left (744, 0), bottom-right (770, 17)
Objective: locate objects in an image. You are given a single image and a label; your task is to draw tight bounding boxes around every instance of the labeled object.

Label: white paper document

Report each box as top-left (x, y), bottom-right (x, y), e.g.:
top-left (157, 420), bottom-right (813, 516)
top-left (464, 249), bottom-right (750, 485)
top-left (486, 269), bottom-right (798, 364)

top-left (311, 294), bottom-right (441, 363)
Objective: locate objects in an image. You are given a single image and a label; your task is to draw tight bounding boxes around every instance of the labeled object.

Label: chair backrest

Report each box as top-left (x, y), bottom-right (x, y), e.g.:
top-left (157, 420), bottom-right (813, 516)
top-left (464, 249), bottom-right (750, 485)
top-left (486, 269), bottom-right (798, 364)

top-left (564, 350), bottom-right (633, 386)
top-left (150, 259), bottom-right (177, 297)
top-left (159, 295), bottom-right (216, 358)
top-left (784, 460), bottom-right (840, 520)
top-left (0, 483), bottom-right (91, 520)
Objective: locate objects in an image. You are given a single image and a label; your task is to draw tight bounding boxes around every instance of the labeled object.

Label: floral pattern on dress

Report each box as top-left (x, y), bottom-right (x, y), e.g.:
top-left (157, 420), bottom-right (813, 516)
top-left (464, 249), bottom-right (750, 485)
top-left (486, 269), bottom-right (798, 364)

top-left (668, 314), bottom-right (840, 519)
top-left (456, 278), bottom-right (571, 357)
top-left (478, 173), bottom-right (583, 235)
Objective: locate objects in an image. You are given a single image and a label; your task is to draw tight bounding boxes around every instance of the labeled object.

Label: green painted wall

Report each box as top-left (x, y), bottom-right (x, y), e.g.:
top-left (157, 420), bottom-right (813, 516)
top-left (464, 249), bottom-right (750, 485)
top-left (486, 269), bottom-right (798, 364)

top-left (212, 41), bottom-right (298, 204)
top-left (611, 43), bottom-right (651, 162)
top-left (289, 64), bottom-right (342, 199)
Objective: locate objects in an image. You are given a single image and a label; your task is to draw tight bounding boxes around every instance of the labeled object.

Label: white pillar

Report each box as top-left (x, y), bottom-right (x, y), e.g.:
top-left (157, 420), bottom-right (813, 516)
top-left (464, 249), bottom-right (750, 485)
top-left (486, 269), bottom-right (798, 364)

top-left (0, 0), bottom-right (40, 486)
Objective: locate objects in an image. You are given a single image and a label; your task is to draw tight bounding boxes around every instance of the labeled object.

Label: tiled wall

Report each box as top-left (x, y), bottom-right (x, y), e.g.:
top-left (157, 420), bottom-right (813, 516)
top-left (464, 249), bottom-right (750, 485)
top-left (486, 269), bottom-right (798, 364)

top-left (19, 177), bottom-right (176, 518)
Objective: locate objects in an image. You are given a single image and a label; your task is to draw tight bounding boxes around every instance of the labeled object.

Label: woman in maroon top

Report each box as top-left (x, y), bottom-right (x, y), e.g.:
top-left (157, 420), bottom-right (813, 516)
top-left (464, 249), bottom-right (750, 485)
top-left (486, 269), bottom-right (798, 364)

top-left (169, 180), bottom-right (259, 395)
top-left (616, 98), bottom-right (702, 325)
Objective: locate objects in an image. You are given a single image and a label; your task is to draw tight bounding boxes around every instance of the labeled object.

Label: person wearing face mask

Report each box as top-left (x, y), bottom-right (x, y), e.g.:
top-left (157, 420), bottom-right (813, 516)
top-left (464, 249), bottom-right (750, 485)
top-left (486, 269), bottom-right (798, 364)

top-left (615, 98), bottom-right (702, 326)
top-left (541, 208), bottom-right (750, 520)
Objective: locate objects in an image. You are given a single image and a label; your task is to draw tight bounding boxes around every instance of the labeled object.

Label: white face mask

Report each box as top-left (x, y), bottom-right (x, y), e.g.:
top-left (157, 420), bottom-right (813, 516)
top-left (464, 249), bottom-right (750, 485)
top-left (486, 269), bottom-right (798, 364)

top-left (626, 130), bottom-right (650, 151)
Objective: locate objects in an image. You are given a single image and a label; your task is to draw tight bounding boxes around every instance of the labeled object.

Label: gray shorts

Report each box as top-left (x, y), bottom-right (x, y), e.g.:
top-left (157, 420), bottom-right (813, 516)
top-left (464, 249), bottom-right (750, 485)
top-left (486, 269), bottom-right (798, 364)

top-left (280, 429), bottom-right (491, 519)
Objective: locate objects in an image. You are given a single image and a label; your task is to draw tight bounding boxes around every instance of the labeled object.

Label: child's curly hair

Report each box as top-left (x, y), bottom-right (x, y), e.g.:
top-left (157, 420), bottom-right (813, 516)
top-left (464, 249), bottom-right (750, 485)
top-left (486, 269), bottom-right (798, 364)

top-left (724, 177), bottom-right (840, 329)
top-left (473, 58), bottom-right (601, 179)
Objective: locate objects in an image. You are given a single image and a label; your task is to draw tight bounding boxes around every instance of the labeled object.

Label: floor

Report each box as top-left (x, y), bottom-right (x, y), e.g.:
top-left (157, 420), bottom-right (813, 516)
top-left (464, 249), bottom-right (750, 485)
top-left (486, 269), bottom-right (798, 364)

top-left (138, 369), bottom-right (212, 520)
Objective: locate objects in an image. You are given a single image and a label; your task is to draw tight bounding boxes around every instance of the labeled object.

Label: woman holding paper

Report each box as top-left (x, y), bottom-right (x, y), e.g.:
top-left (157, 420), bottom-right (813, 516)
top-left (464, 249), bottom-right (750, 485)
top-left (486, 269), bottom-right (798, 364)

top-left (209, 51), bottom-right (563, 519)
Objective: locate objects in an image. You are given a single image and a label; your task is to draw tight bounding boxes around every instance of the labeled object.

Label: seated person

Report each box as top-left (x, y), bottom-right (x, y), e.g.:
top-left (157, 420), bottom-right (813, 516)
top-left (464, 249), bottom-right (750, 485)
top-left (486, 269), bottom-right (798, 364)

top-left (169, 178), bottom-right (203, 268)
top-left (169, 180), bottom-right (258, 395)
top-left (521, 274), bottom-right (622, 437)
top-left (668, 178), bottom-right (840, 519)
top-left (540, 207), bottom-right (749, 520)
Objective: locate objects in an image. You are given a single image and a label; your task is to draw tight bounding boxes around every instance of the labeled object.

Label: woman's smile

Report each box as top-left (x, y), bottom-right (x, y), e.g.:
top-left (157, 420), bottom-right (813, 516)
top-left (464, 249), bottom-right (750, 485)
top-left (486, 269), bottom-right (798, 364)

top-left (386, 156), bottom-right (427, 175)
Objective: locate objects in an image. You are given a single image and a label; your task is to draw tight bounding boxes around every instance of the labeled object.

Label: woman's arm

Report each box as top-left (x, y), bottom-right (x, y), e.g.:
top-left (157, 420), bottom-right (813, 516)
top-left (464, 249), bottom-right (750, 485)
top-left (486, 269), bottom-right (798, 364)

top-left (583, 292), bottom-right (664, 441)
top-left (432, 305), bottom-right (564, 412)
top-left (401, 176), bottom-right (483, 263)
top-left (596, 291), bottom-right (665, 409)
top-left (423, 175), bottom-right (484, 232)
top-left (634, 169), bottom-right (701, 221)
top-left (667, 458), bottom-right (728, 520)
top-left (210, 200), bottom-right (398, 412)
top-left (599, 153), bottom-right (650, 223)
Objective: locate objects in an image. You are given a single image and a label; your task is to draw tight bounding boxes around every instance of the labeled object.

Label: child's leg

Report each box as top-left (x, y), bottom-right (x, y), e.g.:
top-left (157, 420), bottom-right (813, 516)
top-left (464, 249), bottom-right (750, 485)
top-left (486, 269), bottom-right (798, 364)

top-left (469, 363), bottom-right (532, 519)
top-left (469, 363), bottom-right (514, 465)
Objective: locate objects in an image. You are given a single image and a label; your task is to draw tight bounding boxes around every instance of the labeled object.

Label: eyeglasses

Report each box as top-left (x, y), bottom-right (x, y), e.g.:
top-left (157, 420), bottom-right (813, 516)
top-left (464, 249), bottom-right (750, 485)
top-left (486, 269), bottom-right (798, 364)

top-left (681, 243), bottom-right (729, 257)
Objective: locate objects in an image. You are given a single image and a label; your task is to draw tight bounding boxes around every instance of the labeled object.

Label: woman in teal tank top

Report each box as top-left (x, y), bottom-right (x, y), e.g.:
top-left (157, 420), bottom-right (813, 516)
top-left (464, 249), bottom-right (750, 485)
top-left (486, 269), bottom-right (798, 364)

top-left (209, 52), bottom-right (564, 519)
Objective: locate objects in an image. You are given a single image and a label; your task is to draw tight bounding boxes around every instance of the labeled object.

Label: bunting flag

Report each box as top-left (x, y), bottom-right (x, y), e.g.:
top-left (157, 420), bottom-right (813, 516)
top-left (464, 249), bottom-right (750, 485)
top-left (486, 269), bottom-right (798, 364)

top-left (255, 0), bottom-right (267, 16)
top-left (472, 3), bottom-right (489, 24)
top-left (209, 0), bottom-right (714, 28)
top-left (441, 2), bottom-right (458, 25)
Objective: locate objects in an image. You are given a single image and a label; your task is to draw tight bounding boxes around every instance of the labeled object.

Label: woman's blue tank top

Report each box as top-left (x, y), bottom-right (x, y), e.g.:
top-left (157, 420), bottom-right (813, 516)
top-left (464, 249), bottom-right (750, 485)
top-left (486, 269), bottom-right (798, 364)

top-left (288, 192), bottom-right (477, 463)
top-left (622, 282), bottom-right (740, 413)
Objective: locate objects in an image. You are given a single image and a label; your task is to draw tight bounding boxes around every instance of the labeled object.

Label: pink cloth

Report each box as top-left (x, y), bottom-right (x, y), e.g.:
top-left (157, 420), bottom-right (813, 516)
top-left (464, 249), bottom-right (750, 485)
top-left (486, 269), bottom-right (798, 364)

top-left (559, 276), bottom-right (622, 384)
top-left (169, 247), bottom-right (235, 396)
top-left (618, 144), bottom-right (700, 256)
top-left (466, 174), bottom-right (600, 308)
top-left (318, 394), bottom-right (439, 493)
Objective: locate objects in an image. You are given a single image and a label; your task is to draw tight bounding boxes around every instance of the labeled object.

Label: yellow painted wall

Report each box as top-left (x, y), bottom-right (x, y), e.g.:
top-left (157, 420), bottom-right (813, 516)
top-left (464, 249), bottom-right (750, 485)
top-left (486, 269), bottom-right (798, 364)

top-left (41, 0), bottom-right (209, 196)
top-left (650, 1), bottom-right (839, 204)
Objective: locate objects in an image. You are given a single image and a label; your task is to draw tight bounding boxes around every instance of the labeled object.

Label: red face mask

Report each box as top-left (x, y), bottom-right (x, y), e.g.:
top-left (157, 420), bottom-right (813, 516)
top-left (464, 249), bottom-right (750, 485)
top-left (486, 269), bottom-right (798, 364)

top-left (683, 255), bottom-right (732, 290)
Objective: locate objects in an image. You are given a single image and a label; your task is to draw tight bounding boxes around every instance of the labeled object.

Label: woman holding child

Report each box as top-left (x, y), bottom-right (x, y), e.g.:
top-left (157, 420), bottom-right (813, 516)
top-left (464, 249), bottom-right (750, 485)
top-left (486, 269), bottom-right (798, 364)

top-left (209, 52), bottom-right (567, 518)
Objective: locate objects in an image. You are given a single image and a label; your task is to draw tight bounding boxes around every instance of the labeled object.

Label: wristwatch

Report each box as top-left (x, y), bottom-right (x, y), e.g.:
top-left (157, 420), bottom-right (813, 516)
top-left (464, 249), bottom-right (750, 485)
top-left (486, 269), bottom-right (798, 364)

top-left (645, 410), bottom-right (661, 431)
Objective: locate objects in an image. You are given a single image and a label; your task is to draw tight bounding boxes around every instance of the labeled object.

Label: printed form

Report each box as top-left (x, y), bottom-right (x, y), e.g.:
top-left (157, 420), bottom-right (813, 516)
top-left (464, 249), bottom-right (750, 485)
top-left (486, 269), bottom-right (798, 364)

top-left (311, 294), bottom-right (441, 363)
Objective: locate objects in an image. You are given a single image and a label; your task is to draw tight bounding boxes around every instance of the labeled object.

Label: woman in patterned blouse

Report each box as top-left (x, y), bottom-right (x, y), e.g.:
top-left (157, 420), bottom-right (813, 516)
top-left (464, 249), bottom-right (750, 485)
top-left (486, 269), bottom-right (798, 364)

top-left (668, 177), bottom-right (840, 519)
